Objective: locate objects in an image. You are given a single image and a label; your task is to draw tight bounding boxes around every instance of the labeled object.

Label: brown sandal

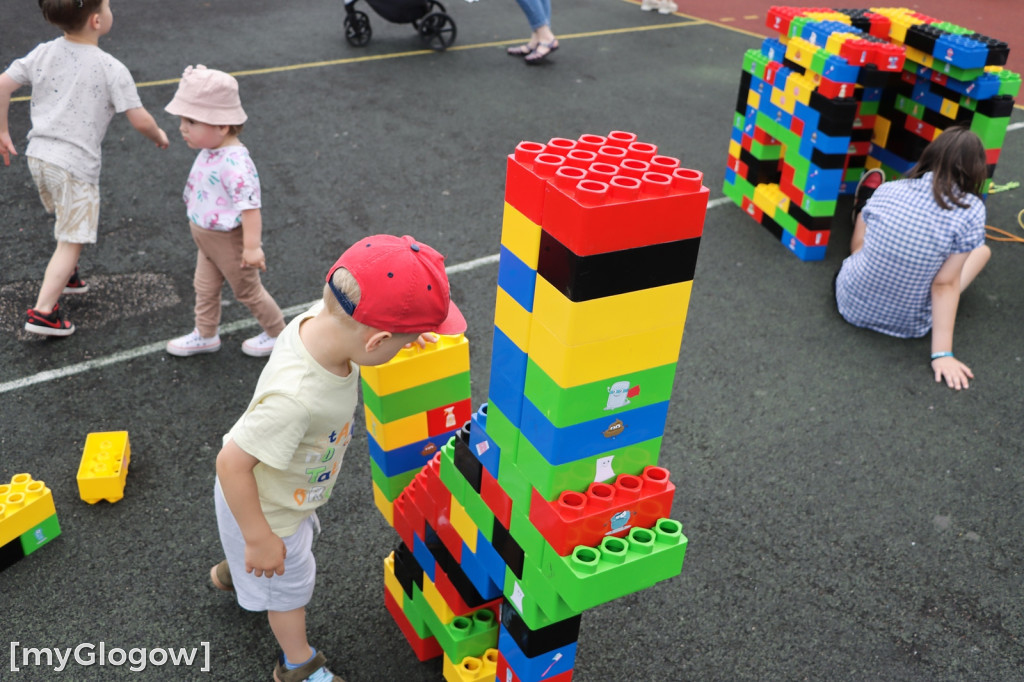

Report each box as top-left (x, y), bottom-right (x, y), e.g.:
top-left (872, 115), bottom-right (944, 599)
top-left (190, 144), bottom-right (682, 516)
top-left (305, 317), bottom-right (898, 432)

top-left (209, 560), bottom-right (234, 592)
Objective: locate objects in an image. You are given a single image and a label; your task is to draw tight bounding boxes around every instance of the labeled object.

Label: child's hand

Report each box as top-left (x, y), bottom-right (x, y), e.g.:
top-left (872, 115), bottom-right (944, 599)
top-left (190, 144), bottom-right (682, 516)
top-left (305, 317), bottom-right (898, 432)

top-left (0, 132), bottom-right (16, 166)
top-left (242, 246), bottom-right (266, 271)
top-left (405, 332), bottom-right (439, 349)
top-left (931, 355), bottom-right (974, 390)
top-left (245, 532), bottom-right (287, 578)
top-left (154, 128), bottom-right (169, 150)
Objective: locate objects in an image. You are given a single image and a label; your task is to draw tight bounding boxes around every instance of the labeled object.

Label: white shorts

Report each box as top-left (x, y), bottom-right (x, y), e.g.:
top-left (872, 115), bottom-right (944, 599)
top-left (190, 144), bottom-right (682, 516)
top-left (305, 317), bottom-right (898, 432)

top-left (214, 478), bottom-right (320, 612)
top-left (27, 157), bottom-right (100, 244)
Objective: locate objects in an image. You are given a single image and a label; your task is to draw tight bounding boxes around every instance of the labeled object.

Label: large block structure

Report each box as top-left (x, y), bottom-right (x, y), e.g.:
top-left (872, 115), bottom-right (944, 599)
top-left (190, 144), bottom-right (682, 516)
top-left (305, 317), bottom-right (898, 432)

top-left (365, 130), bottom-right (706, 680)
top-left (724, 6), bottom-right (1021, 260)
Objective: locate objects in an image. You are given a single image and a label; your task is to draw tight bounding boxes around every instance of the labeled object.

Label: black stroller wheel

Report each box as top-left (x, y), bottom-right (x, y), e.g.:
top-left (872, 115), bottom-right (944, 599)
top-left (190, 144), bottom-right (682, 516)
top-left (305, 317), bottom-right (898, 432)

top-left (344, 10), bottom-right (372, 47)
top-left (418, 12), bottom-right (456, 51)
top-left (412, 0), bottom-right (447, 30)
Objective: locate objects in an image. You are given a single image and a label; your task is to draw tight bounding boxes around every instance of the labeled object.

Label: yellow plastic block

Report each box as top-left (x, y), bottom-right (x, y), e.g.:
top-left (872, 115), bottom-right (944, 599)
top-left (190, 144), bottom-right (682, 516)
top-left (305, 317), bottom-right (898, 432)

top-left (364, 405), bottom-right (428, 451)
top-left (77, 431), bottom-right (130, 504)
top-left (384, 552), bottom-right (404, 607)
top-left (785, 37), bottom-right (818, 70)
top-left (872, 115), bottom-right (892, 148)
top-left (753, 182), bottom-right (791, 217)
top-left (785, 72), bottom-right (815, 107)
top-left (422, 574), bottom-right (456, 624)
top-left (728, 139), bottom-right (741, 160)
top-left (939, 98), bottom-right (959, 120)
top-left (448, 498), bottom-right (478, 553)
top-left (825, 32), bottom-right (858, 56)
top-left (769, 82), bottom-right (796, 115)
top-left (0, 474), bottom-right (57, 548)
top-left (493, 287), bottom-right (532, 352)
top-left (361, 334), bottom-right (469, 397)
top-left (532, 276), bottom-right (692, 346)
top-left (528, 317), bottom-right (685, 388)
top-left (902, 45), bottom-right (933, 70)
top-left (500, 203), bottom-right (542, 269)
top-left (746, 88), bottom-right (761, 109)
top-left (373, 480), bottom-right (394, 527)
top-left (442, 649), bottom-right (499, 682)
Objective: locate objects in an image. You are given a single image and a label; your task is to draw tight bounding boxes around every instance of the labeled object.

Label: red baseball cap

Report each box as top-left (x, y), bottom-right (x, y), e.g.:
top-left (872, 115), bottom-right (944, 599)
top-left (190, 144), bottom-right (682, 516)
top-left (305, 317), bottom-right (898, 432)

top-left (326, 235), bottom-right (466, 335)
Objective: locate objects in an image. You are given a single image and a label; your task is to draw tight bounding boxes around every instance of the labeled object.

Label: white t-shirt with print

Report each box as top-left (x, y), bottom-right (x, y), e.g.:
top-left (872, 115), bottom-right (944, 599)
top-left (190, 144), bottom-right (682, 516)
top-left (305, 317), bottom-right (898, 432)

top-left (183, 145), bottom-right (261, 231)
top-left (4, 37), bottom-right (142, 185)
top-left (226, 302), bottom-right (359, 537)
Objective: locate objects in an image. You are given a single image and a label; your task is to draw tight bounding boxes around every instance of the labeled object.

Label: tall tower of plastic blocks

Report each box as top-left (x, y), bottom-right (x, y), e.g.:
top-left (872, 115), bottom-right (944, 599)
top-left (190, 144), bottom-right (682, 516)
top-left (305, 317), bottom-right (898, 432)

top-left (0, 474), bottom-right (61, 572)
top-left (364, 131), bottom-right (707, 681)
top-left (724, 6), bottom-right (1020, 261)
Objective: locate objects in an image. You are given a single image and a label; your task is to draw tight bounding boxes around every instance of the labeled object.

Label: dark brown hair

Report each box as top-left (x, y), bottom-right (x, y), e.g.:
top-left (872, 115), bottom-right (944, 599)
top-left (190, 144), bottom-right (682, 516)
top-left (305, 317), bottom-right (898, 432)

top-left (39, 0), bottom-right (103, 33)
top-left (905, 126), bottom-right (987, 210)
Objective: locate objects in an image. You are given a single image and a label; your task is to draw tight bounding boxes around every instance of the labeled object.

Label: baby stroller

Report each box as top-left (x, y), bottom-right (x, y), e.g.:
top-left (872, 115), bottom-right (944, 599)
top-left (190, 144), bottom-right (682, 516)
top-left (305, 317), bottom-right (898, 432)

top-left (344, 0), bottom-right (457, 51)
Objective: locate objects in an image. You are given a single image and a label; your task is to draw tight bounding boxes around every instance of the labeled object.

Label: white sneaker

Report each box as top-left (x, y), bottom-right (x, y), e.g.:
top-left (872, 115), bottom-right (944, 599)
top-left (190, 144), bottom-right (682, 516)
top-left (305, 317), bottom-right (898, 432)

top-left (658, 0), bottom-right (678, 13)
top-left (640, 0), bottom-right (659, 11)
top-left (241, 331), bottom-right (277, 357)
top-left (166, 328), bottom-right (221, 357)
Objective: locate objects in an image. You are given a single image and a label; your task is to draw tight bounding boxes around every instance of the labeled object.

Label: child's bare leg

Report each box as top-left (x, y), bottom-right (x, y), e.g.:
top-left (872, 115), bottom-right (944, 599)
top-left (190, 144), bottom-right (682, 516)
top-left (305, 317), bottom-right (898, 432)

top-left (268, 607), bottom-right (313, 666)
top-left (959, 243), bottom-right (991, 292)
top-left (34, 241), bottom-right (82, 312)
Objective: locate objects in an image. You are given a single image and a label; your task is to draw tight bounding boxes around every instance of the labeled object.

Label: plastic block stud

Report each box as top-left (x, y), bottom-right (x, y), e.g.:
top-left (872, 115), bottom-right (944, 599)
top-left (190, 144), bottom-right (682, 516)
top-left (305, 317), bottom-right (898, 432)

top-left (0, 474), bottom-right (61, 571)
top-left (442, 649), bottom-right (499, 682)
top-left (77, 431), bottom-right (130, 504)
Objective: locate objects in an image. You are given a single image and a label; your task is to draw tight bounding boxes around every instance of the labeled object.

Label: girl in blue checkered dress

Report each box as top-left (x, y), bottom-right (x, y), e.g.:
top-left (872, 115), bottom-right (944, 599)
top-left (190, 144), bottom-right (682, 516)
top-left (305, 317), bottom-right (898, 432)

top-left (836, 127), bottom-right (991, 391)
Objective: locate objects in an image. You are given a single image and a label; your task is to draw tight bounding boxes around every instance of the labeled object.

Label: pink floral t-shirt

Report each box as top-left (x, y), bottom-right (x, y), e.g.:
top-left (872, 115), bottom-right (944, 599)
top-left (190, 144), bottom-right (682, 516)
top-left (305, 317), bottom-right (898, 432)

top-left (183, 145), bottom-right (261, 231)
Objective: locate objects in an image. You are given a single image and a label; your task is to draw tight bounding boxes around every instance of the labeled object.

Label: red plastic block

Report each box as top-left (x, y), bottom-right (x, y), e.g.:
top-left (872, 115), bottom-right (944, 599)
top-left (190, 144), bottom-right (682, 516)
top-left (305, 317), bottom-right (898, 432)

top-left (795, 224), bottom-right (830, 248)
top-left (427, 399), bottom-right (473, 438)
top-left (384, 587), bottom-right (444, 662)
top-left (540, 172), bottom-right (707, 256)
top-left (528, 466), bottom-right (675, 556)
top-left (392, 494), bottom-right (419, 549)
top-left (479, 466), bottom-right (513, 530)
top-left (507, 142), bottom-right (565, 224)
top-left (818, 76), bottom-right (856, 99)
top-left (740, 196), bottom-right (764, 223)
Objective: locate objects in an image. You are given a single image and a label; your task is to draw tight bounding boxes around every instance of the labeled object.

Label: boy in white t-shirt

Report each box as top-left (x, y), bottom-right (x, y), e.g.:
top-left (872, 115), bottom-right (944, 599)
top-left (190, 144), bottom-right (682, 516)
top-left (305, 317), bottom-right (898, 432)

top-left (210, 234), bottom-right (466, 682)
top-left (0, 0), bottom-right (169, 337)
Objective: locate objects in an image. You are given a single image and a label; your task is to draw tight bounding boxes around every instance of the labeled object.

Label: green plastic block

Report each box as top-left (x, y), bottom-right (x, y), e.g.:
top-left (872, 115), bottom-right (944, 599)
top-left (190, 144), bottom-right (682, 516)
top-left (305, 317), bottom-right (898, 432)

top-left (794, 193), bottom-right (837, 218)
top-left (509, 506), bottom-right (546, 561)
top-left (412, 585), bottom-right (498, 662)
top-left (402, 586), bottom-right (436, 638)
top-left (481, 402), bottom-right (520, 458)
top-left (369, 457), bottom-right (419, 502)
top-left (540, 519), bottom-right (688, 612)
top-left (524, 359), bottom-right (677, 429)
top-left (515, 433), bottom-right (661, 502)
top-left (496, 457), bottom-right (532, 512)
top-left (893, 94), bottom-right (925, 119)
top-left (20, 514), bottom-right (60, 556)
top-left (361, 371), bottom-right (470, 423)
top-left (748, 138), bottom-right (783, 161)
top-left (857, 99), bottom-right (879, 116)
top-left (722, 178), bottom-right (746, 206)
top-left (997, 70), bottom-right (1021, 97)
top-left (438, 438), bottom-right (466, 502)
top-left (503, 565), bottom-right (581, 631)
top-left (773, 209), bottom-right (799, 234)
top-left (787, 16), bottom-right (810, 39)
top-left (810, 49), bottom-right (829, 76)
top-left (970, 113), bottom-right (1010, 149)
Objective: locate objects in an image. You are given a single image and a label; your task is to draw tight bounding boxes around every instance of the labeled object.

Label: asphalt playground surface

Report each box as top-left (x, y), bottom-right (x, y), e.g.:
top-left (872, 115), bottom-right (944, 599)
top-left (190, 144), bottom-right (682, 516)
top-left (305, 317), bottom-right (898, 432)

top-left (1, 1), bottom-right (1023, 680)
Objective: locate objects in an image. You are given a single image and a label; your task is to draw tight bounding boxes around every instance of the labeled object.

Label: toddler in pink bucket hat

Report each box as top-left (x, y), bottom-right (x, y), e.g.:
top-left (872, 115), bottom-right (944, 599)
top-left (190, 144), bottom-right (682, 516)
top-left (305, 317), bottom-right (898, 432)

top-left (165, 65), bottom-right (247, 125)
top-left (164, 65), bottom-right (285, 359)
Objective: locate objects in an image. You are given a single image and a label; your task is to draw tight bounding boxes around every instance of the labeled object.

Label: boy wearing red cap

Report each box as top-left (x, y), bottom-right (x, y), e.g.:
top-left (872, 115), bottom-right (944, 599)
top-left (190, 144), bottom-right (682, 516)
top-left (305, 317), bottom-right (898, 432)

top-left (210, 235), bottom-right (465, 682)
top-left (0, 0), bottom-right (169, 337)
top-left (164, 65), bottom-right (285, 358)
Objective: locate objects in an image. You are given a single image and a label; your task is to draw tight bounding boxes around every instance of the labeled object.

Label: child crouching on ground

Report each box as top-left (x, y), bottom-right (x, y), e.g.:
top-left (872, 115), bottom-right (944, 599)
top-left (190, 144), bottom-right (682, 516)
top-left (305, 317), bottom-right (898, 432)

top-left (209, 234), bottom-right (466, 681)
top-left (164, 65), bottom-right (284, 358)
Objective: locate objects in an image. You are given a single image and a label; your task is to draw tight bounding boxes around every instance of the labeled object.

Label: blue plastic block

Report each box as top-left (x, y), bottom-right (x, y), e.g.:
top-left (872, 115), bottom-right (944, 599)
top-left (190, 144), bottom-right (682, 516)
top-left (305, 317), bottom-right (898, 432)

top-left (487, 327), bottom-right (528, 427)
top-left (782, 233), bottom-right (827, 261)
top-left (498, 626), bottom-right (577, 682)
top-left (369, 430), bottom-right (459, 477)
top-left (467, 406), bottom-right (501, 479)
top-left (412, 532), bottom-right (438, 581)
top-left (760, 37), bottom-right (787, 64)
top-left (798, 128), bottom-right (852, 157)
top-left (519, 396), bottom-right (670, 466)
top-left (821, 54), bottom-right (860, 83)
top-left (474, 531), bottom-right (508, 590)
top-left (497, 245), bottom-right (537, 313)
top-left (934, 34), bottom-right (989, 70)
top-left (869, 143), bottom-right (916, 175)
top-left (460, 540), bottom-right (504, 601)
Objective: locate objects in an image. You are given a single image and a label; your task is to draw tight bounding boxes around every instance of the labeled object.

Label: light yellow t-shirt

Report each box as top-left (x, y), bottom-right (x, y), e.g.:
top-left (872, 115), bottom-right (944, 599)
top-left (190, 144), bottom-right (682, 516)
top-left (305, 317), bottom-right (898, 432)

top-left (227, 302), bottom-right (359, 536)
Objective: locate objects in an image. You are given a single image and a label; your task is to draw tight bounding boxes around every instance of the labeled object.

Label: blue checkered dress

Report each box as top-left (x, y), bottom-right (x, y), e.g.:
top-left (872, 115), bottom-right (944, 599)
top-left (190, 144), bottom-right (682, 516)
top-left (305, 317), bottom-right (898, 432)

top-left (835, 171), bottom-right (986, 338)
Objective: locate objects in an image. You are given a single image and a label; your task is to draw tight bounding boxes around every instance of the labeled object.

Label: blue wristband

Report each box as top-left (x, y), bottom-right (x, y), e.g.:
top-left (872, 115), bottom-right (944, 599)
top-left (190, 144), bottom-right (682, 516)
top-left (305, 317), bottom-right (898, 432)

top-left (931, 351), bottom-right (954, 361)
